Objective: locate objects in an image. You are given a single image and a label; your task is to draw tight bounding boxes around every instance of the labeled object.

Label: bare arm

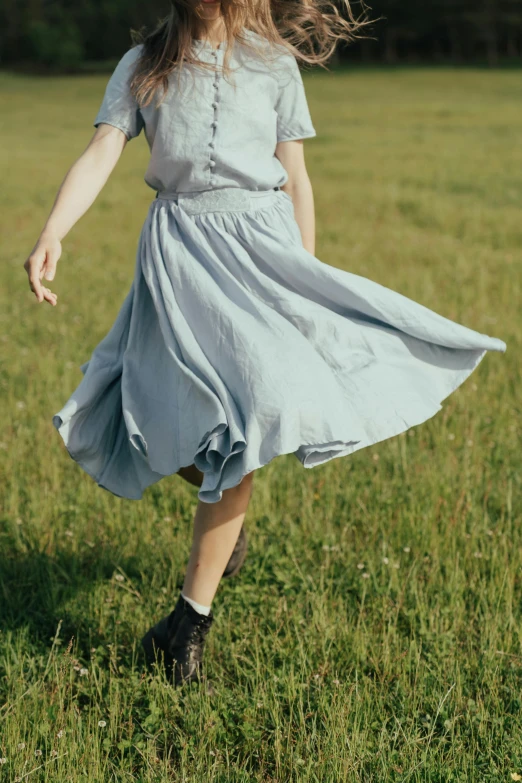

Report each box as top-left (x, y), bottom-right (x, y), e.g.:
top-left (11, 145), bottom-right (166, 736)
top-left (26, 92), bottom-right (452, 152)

top-left (274, 139), bottom-right (315, 255)
top-left (24, 123), bottom-right (128, 306)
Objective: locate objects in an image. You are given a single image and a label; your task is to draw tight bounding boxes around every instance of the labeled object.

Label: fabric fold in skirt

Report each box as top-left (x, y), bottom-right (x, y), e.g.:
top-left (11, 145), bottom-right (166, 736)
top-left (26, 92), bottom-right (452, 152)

top-left (52, 186), bottom-right (507, 503)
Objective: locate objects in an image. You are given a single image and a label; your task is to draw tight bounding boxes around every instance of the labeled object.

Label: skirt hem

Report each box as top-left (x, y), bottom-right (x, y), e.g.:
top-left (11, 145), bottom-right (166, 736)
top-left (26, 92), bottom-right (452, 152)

top-left (52, 346), bottom-right (488, 504)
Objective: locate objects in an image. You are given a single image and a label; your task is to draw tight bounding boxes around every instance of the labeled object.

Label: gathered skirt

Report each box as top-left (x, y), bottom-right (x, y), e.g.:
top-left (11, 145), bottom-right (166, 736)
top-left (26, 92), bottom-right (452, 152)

top-left (52, 186), bottom-right (507, 503)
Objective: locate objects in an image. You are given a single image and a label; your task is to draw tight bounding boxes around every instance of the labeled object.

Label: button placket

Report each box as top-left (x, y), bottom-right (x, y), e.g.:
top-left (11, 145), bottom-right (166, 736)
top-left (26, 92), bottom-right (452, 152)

top-left (208, 47), bottom-right (220, 184)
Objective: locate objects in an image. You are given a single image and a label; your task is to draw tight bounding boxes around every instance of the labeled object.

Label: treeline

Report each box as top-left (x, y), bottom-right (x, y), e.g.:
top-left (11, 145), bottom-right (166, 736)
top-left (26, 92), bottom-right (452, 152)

top-left (1, 0), bottom-right (521, 69)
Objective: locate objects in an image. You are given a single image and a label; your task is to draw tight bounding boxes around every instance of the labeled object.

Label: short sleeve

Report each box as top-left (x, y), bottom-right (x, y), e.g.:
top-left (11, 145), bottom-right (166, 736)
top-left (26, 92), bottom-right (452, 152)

top-left (93, 46), bottom-right (144, 141)
top-left (274, 54), bottom-right (316, 143)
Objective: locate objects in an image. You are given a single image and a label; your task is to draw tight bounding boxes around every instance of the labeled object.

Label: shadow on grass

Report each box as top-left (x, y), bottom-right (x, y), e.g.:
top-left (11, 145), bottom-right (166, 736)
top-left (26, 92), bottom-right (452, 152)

top-left (0, 540), bottom-right (184, 660)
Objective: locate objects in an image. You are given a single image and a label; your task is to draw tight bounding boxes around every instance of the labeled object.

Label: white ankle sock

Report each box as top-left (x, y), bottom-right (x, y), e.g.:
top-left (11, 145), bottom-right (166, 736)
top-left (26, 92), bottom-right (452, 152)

top-left (181, 591), bottom-right (212, 616)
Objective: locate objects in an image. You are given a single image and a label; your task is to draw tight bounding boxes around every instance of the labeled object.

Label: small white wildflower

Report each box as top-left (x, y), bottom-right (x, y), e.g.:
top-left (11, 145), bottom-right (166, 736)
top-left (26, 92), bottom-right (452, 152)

top-left (467, 439), bottom-right (474, 447)
top-left (79, 668), bottom-right (88, 676)
top-left (357, 563), bottom-right (364, 570)
top-left (114, 574), bottom-right (125, 582)
top-left (403, 546), bottom-right (411, 553)
top-left (98, 720), bottom-right (107, 728)
top-left (73, 665), bottom-right (81, 671)
top-left (487, 529), bottom-right (494, 536)
top-left (393, 562), bottom-right (400, 569)
top-left (372, 453), bottom-right (379, 461)
top-left (382, 557), bottom-right (389, 565)
top-left (313, 673), bottom-right (320, 679)
top-left (256, 702), bottom-right (263, 708)
top-left (209, 750), bottom-right (216, 756)
top-left (362, 572), bottom-right (370, 579)
top-left (64, 530), bottom-right (73, 538)
top-left (474, 551), bottom-right (483, 559)
top-left (50, 750), bottom-right (58, 758)
top-left (16, 401), bottom-right (26, 409)
top-left (0, 758), bottom-right (7, 765)
top-left (448, 433), bottom-right (455, 440)
top-left (34, 749), bottom-right (43, 757)
top-left (333, 679), bottom-right (340, 686)
top-left (56, 730), bottom-right (64, 739)
top-left (17, 743), bottom-right (25, 750)
top-left (163, 515), bottom-right (172, 522)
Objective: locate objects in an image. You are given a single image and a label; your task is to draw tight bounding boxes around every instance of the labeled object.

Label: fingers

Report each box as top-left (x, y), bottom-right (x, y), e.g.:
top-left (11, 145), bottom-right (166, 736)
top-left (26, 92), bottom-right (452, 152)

top-left (25, 263), bottom-right (58, 305)
top-left (41, 246), bottom-right (61, 282)
top-left (41, 286), bottom-right (58, 306)
top-left (24, 244), bottom-right (60, 305)
top-left (24, 247), bottom-right (45, 302)
top-left (27, 268), bottom-right (45, 302)
top-left (29, 279), bottom-right (57, 305)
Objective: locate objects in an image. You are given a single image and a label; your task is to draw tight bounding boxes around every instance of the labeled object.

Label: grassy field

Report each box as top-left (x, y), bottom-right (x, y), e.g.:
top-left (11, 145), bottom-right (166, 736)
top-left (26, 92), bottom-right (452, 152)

top-left (0, 66), bottom-right (520, 781)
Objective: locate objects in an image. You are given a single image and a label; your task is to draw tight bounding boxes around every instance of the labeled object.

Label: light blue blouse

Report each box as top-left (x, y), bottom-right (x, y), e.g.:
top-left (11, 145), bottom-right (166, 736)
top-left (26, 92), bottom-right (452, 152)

top-left (93, 30), bottom-right (317, 194)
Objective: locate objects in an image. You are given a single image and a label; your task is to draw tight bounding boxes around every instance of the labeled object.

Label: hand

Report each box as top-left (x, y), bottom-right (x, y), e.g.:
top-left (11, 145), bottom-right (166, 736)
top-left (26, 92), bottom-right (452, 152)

top-left (24, 233), bottom-right (61, 305)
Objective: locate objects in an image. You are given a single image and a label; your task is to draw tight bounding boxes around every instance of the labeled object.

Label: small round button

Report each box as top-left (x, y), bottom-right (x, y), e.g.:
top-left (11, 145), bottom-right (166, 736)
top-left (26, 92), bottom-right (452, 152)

top-left (209, 160), bottom-right (216, 168)
top-left (209, 140), bottom-right (215, 148)
top-left (213, 82), bottom-right (219, 88)
top-left (212, 101), bottom-right (218, 109)
top-left (211, 120), bottom-right (218, 128)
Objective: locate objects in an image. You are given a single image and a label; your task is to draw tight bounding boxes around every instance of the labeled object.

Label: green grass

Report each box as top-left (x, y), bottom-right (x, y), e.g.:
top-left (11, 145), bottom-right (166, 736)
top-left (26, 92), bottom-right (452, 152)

top-left (0, 67), bottom-right (520, 781)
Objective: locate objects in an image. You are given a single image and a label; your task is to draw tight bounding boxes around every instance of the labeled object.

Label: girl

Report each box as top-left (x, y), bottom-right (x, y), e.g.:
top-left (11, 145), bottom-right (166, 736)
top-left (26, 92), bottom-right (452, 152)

top-left (24, 0), bottom-right (506, 693)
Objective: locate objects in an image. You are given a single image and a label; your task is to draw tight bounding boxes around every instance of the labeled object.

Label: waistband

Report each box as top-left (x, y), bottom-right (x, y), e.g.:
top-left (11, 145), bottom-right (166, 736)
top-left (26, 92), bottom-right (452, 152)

top-left (155, 185), bottom-right (284, 215)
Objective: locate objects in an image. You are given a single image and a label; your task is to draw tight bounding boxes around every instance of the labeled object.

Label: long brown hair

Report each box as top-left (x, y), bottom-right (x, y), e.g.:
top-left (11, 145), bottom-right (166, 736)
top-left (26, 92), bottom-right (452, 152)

top-left (130, 0), bottom-right (370, 108)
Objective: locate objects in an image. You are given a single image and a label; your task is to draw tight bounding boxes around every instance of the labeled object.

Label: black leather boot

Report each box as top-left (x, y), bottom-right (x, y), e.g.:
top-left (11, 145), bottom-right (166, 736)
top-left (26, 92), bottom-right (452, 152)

top-left (141, 593), bottom-right (215, 692)
top-left (222, 524), bottom-right (248, 578)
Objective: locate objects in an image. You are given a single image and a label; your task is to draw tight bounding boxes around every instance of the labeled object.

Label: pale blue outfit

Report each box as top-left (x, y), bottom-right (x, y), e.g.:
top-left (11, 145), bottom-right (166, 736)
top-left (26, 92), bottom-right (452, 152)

top-left (52, 30), bottom-right (507, 503)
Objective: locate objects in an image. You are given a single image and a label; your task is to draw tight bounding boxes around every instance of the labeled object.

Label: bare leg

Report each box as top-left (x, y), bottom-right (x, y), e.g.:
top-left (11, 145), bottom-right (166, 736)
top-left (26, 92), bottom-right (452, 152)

top-left (182, 472), bottom-right (254, 607)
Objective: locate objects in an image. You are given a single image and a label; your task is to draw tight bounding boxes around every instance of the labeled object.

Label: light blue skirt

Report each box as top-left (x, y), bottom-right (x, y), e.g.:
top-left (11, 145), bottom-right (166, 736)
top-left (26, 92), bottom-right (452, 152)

top-left (52, 186), bottom-right (507, 503)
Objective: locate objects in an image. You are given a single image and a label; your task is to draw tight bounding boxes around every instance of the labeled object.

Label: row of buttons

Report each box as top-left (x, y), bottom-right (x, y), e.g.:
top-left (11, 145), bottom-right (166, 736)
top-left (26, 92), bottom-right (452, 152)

top-left (209, 49), bottom-right (219, 181)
